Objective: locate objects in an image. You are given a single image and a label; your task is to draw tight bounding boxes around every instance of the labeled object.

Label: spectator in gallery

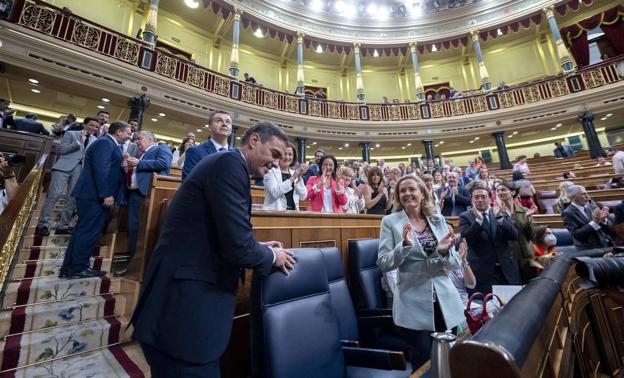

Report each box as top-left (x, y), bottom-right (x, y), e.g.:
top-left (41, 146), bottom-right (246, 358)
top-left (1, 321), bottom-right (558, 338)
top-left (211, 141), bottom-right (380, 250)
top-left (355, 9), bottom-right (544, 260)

top-left (315, 88), bottom-right (327, 100)
top-left (553, 141), bottom-right (575, 158)
top-left (496, 81), bottom-right (509, 91)
top-left (557, 181), bottom-right (574, 213)
top-left (306, 154), bottom-right (347, 213)
top-left (0, 98), bottom-right (15, 129)
top-left (263, 142), bottom-right (308, 211)
top-left (595, 156), bottom-right (612, 167)
top-left (243, 73), bottom-right (257, 84)
top-left (605, 147), bottom-right (624, 174)
top-left (13, 113), bottom-right (49, 135)
top-left (512, 155), bottom-right (530, 175)
top-left (52, 114), bottom-right (77, 137)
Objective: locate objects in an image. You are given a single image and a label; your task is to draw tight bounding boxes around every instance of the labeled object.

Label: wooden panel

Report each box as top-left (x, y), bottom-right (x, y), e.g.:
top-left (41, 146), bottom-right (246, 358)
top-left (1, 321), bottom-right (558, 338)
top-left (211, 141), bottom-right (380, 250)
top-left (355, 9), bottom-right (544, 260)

top-left (253, 229), bottom-right (292, 248)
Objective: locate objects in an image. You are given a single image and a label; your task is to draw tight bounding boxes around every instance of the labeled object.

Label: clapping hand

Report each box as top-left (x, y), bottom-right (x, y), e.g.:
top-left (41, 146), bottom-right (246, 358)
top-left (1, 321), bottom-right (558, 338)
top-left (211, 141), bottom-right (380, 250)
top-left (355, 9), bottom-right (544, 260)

top-left (403, 223), bottom-right (414, 247)
top-left (436, 230), bottom-right (456, 256)
top-left (458, 239), bottom-right (468, 262)
top-left (294, 164), bottom-right (308, 179)
top-left (273, 248), bottom-right (296, 275)
top-left (472, 208), bottom-right (484, 223)
top-left (336, 179), bottom-right (345, 196)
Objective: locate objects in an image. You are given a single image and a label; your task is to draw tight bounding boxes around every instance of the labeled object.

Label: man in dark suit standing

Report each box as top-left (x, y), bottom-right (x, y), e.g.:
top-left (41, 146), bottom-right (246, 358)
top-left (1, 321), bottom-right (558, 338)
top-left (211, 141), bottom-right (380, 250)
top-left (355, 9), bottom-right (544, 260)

top-left (438, 171), bottom-right (471, 216)
top-left (459, 185), bottom-right (520, 294)
top-left (553, 141), bottom-right (575, 158)
top-left (60, 121), bottom-right (132, 279)
top-left (302, 148), bottom-right (325, 184)
top-left (562, 185), bottom-right (614, 248)
top-left (0, 98), bottom-right (15, 129)
top-left (182, 110), bottom-right (233, 180)
top-left (131, 122), bottom-right (295, 377)
top-left (121, 131), bottom-right (172, 271)
top-left (13, 113), bottom-right (50, 135)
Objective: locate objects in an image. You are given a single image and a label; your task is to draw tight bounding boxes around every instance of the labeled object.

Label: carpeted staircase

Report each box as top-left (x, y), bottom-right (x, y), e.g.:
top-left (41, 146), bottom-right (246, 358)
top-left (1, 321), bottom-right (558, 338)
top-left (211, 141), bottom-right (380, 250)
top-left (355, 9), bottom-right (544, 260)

top-left (0, 200), bottom-right (148, 377)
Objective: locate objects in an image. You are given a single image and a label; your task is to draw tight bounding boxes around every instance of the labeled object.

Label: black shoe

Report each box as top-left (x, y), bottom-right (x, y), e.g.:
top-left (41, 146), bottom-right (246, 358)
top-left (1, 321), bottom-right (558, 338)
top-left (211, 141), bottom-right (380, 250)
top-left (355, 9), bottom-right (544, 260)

top-left (67, 268), bottom-right (106, 279)
top-left (35, 226), bottom-right (50, 237)
top-left (59, 270), bottom-right (68, 279)
top-left (55, 228), bottom-right (73, 235)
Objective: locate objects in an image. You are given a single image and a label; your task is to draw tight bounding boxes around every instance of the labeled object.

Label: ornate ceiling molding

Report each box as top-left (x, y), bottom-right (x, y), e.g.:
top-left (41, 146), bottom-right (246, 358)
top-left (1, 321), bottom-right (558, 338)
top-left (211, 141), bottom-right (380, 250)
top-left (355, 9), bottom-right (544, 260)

top-left (224, 0), bottom-right (559, 44)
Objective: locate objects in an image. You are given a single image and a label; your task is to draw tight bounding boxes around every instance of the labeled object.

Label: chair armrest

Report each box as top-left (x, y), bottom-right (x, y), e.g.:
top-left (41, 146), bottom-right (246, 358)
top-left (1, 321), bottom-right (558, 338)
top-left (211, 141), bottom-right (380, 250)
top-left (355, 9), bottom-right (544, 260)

top-left (357, 314), bottom-right (395, 329)
top-left (341, 340), bottom-right (360, 347)
top-left (342, 346), bottom-right (407, 371)
top-left (356, 308), bottom-right (393, 317)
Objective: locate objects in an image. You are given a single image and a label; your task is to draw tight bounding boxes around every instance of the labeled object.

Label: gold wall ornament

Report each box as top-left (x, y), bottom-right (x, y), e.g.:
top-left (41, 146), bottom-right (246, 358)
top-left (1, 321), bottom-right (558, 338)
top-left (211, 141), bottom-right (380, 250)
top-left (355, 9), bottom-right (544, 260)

top-left (72, 22), bottom-right (101, 49)
top-left (450, 100), bottom-right (467, 116)
top-left (549, 78), bottom-right (570, 97)
top-left (309, 100), bottom-right (321, 116)
top-left (187, 66), bottom-right (207, 88)
top-left (581, 70), bottom-right (606, 89)
top-left (214, 76), bottom-right (231, 96)
top-left (430, 102), bottom-right (444, 118)
top-left (347, 104), bottom-right (360, 120)
top-left (470, 95), bottom-right (488, 113)
top-left (242, 84), bottom-right (257, 103)
top-left (263, 91), bottom-right (278, 108)
top-left (522, 86), bottom-right (541, 103)
top-left (19, 1), bottom-right (56, 34)
top-left (406, 104), bottom-right (421, 120)
top-left (327, 102), bottom-right (340, 118)
top-left (369, 105), bottom-right (382, 121)
top-left (285, 97), bottom-right (298, 113)
top-left (389, 105), bottom-right (400, 121)
top-left (155, 54), bottom-right (177, 78)
top-left (113, 39), bottom-right (140, 65)
top-left (498, 91), bottom-right (515, 108)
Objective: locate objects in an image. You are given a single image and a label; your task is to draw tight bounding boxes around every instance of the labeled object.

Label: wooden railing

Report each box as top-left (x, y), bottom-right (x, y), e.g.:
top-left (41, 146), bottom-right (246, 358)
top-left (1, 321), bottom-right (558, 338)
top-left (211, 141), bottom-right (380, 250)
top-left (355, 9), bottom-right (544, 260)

top-left (8, 0), bottom-right (624, 122)
top-left (0, 154), bottom-right (47, 294)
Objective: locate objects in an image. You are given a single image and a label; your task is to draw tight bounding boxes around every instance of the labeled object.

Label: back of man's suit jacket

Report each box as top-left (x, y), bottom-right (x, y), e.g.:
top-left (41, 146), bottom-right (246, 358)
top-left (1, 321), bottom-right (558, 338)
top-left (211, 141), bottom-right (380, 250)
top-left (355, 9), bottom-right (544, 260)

top-left (71, 135), bottom-right (124, 202)
top-left (135, 144), bottom-right (172, 196)
top-left (131, 151), bottom-right (274, 364)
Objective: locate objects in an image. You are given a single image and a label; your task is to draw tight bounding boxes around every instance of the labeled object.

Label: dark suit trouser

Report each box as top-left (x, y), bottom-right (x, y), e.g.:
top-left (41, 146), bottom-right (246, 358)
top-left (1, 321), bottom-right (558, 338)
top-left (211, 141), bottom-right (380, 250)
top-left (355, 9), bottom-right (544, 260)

top-left (61, 198), bottom-right (107, 274)
top-left (127, 190), bottom-right (145, 258)
top-left (141, 343), bottom-right (220, 378)
top-left (38, 167), bottom-right (81, 229)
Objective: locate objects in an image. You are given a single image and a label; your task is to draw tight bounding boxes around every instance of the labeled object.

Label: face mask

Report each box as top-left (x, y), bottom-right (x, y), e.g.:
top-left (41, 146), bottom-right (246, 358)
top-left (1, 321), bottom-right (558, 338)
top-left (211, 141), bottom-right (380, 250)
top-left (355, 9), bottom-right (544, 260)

top-left (544, 234), bottom-right (557, 246)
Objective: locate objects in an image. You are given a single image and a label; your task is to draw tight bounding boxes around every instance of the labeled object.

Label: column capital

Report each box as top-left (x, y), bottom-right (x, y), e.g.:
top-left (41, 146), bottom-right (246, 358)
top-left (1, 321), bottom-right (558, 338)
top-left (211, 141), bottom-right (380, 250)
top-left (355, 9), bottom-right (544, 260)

top-left (470, 30), bottom-right (480, 42)
top-left (491, 130), bottom-right (505, 137)
top-left (296, 31), bottom-right (305, 41)
top-left (578, 111), bottom-right (594, 122)
top-left (542, 5), bottom-right (555, 19)
top-left (233, 7), bottom-right (244, 17)
top-left (296, 136), bottom-right (307, 142)
top-left (359, 141), bottom-right (370, 147)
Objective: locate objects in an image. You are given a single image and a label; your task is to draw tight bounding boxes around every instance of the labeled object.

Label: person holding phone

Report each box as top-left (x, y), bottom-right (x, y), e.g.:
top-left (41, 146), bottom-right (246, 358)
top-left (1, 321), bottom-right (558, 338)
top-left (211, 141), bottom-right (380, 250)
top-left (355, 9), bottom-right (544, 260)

top-left (305, 154), bottom-right (347, 213)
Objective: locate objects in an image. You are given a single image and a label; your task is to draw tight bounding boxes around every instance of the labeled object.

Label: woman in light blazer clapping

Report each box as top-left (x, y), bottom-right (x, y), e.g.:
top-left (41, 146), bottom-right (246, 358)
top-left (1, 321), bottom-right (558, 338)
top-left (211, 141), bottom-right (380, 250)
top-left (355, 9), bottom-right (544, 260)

top-left (377, 175), bottom-right (465, 370)
top-left (263, 142), bottom-right (308, 211)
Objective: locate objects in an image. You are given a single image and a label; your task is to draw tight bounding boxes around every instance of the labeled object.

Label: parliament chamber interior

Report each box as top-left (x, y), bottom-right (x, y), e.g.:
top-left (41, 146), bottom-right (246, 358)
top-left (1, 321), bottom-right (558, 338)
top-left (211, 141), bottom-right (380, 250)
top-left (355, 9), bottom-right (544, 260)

top-left (1, 0), bottom-right (624, 376)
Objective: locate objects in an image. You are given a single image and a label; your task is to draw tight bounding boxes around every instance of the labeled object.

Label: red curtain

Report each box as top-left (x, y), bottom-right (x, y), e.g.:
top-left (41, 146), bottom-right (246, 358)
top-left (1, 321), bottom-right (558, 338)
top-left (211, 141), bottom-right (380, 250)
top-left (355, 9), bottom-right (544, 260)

top-left (570, 31), bottom-right (589, 67)
top-left (601, 22), bottom-right (624, 55)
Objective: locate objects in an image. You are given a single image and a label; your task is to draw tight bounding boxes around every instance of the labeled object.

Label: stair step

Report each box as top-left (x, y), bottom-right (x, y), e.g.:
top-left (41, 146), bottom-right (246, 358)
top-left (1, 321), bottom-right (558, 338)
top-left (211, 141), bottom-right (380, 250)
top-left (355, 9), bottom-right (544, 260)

top-left (17, 244), bottom-right (111, 262)
top-left (0, 294), bottom-right (125, 338)
top-left (21, 235), bottom-right (71, 249)
top-left (0, 316), bottom-right (131, 372)
top-left (1, 343), bottom-right (145, 377)
top-left (12, 257), bottom-right (112, 280)
top-left (2, 276), bottom-right (119, 309)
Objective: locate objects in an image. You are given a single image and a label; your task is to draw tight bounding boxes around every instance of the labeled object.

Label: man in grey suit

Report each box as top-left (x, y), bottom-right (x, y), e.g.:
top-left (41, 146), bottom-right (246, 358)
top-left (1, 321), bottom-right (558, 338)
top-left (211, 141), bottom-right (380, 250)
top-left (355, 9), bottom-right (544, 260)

top-left (36, 117), bottom-right (100, 236)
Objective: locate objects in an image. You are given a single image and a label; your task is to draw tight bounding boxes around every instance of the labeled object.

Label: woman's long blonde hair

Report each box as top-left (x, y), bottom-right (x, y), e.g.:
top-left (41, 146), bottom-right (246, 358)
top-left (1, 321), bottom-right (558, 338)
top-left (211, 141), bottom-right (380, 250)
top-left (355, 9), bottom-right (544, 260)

top-left (392, 175), bottom-right (436, 217)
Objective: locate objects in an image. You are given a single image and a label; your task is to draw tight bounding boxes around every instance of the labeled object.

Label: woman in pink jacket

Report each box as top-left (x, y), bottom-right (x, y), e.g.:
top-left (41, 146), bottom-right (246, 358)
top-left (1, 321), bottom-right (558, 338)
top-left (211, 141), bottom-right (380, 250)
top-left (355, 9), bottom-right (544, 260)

top-left (306, 154), bottom-right (347, 212)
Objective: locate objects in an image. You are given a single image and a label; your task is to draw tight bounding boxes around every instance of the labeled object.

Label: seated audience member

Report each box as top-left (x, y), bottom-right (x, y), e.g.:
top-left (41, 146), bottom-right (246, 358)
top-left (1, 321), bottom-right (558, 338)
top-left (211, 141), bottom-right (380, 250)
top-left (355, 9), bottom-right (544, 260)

top-left (0, 153), bottom-right (18, 215)
top-left (302, 149), bottom-right (325, 184)
top-left (433, 170), bottom-right (444, 190)
top-left (496, 181), bottom-right (537, 282)
top-left (513, 155), bottom-right (530, 175)
top-left (533, 153), bottom-right (541, 158)
top-left (562, 185), bottom-right (615, 248)
top-left (0, 98), bottom-right (16, 129)
top-left (306, 154), bottom-right (347, 213)
top-left (563, 170), bottom-right (576, 180)
top-left (532, 226), bottom-right (557, 271)
top-left (454, 167), bottom-right (470, 188)
top-left (171, 136), bottom-right (196, 168)
top-left (514, 176), bottom-right (536, 209)
top-left (337, 166), bottom-right (365, 214)
top-left (121, 131), bottom-right (172, 271)
top-left (438, 172), bottom-right (471, 216)
top-left (557, 181), bottom-right (574, 212)
top-left (595, 156), bottom-right (612, 167)
top-left (182, 111), bottom-right (233, 180)
top-left (607, 175), bottom-right (624, 189)
top-left (36, 118), bottom-right (100, 236)
top-left (263, 142), bottom-right (308, 211)
top-left (465, 159), bottom-right (478, 180)
top-left (553, 141), bottom-right (575, 158)
top-left (51, 114), bottom-right (77, 137)
top-left (377, 175), bottom-right (464, 370)
top-left (459, 185), bottom-right (521, 295)
top-left (13, 113), bottom-right (49, 135)
top-left (363, 166), bottom-right (390, 215)
top-left (605, 147), bottom-right (624, 174)
top-left (474, 156), bottom-right (486, 171)
top-left (243, 72), bottom-right (257, 84)
top-left (447, 239), bottom-right (476, 306)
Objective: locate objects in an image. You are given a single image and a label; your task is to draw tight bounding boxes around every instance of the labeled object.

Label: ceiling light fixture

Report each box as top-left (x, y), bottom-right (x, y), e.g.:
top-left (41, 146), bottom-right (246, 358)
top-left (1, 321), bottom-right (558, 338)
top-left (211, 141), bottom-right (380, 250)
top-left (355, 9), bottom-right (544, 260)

top-left (196, 128), bottom-right (202, 132)
top-left (366, 3), bottom-right (377, 16)
top-left (31, 88), bottom-right (41, 93)
top-left (312, 142), bottom-right (317, 145)
top-left (606, 113), bottom-right (613, 117)
top-left (344, 4), bottom-right (357, 17)
top-left (474, 137), bottom-right (480, 140)
top-left (306, 145), bottom-right (310, 148)
top-left (378, 6), bottom-right (389, 19)
top-left (236, 136), bottom-right (241, 140)
top-left (338, 147), bottom-right (343, 150)
top-left (469, 140), bottom-right (474, 143)
top-left (410, 4), bottom-right (423, 17)
top-left (345, 143), bottom-right (349, 147)
top-left (254, 28), bottom-right (264, 38)
top-left (315, 44), bottom-right (323, 53)
top-left (550, 127), bottom-right (557, 130)
top-left (601, 117), bottom-right (607, 121)
top-left (407, 143), bottom-right (412, 146)
top-left (401, 146), bottom-right (406, 149)
top-left (184, 0), bottom-right (200, 9)
top-left (512, 131), bottom-right (518, 135)
top-left (431, 44), bottom-right (438, 52)
top-left (28, 78), bottom-right (39, 84)
top-left (101, 98), bottom-right (110, 103)
top-left (375, 143), bottom-right (380, 147)
top-left (204, 124), bottom-right (210, 128)
top-left (151, 118), bottom-right (158, 122)
top-left (159, 112), bottom-right (166, 117)
top-left (97, 105), bottom-right (105, 109)
top-left (310, 0), bottom-right (323, 11)
top-left (373, 49), bottom-right (379, 58)
top-left (439, 141), bottom-right (444, 144)
top-left (556, 123), bottom-right (562, 127)
top-left (497, 28), bottom-right (503, 36)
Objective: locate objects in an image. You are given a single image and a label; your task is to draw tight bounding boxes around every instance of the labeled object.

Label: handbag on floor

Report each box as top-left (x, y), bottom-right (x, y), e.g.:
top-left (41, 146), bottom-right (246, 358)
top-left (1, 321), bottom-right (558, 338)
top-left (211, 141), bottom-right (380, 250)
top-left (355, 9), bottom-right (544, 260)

top-left (464, 292), bottom-right (505, 334)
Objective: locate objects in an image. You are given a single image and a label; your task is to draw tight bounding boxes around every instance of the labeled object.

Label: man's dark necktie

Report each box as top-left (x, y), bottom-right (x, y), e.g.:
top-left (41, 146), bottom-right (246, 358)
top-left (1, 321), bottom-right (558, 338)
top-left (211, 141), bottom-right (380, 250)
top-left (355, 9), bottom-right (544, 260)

top-left (83, 135), bottom-right (90, 150)
top-left (482, 211), bottom-right (492, 237)
top-left (218, 147), bottom-right (227, 152)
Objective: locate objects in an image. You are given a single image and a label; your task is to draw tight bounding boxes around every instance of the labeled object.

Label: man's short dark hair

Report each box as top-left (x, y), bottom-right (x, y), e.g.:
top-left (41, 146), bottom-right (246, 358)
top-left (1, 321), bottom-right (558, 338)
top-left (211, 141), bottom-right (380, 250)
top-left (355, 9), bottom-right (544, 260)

top-left (67, 114), bottom-right (77, 123)
top-left (0, 98), bottom-right (8, 104)
top-left (207, 110), bottom-right (231, 125)
top-left (470, 183), bottom-right (491, 197)
top-left (108, 121), bottom-right (130, 135)
top-left (128, 118), bottom-right (138, 124)
top-left (240, 121), bottom-right (288, 146)
top-left (97, 110), bottom-right (110, 116)
top-left (25, 113), bottom-right (36, 119)
top-left (83, 116), bottom-right (99, 125)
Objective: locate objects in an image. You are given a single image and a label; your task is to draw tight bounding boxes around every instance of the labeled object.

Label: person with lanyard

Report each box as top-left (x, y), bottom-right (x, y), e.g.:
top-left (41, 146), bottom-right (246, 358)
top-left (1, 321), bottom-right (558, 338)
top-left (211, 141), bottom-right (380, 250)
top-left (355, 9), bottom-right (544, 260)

top-left (377, 175), bottom-right (464, 371)
top-left (305, 154), bottom-right (347, 213)
top-left (263, 142), bottom-right (308, 211)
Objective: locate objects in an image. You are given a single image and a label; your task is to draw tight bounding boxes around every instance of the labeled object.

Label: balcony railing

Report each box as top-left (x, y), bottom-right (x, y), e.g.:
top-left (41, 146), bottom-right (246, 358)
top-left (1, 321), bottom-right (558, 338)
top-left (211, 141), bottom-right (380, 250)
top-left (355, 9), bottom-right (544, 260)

top-left (10, 0), bottom-right (624, 122)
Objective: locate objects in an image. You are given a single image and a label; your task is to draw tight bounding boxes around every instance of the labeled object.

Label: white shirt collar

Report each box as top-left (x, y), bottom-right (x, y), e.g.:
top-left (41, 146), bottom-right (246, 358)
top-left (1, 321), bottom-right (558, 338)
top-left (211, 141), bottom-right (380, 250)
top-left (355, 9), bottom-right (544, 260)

top-left (210, 138), bottom-right (229, 151)
top-left (107, 134), bottom-right (120, 146)
top-left (571, 202), bottom-right (587, 213)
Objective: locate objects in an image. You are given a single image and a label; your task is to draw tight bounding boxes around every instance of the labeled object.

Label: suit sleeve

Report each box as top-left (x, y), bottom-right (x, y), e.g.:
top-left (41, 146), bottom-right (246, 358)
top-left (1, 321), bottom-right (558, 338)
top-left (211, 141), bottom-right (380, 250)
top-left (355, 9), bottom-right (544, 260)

top-left (499, 215), bottom-right (519, 241)
top-left (294, 178), bottom-right (307, 201)
top-left (182, 147), bottom-right (200, 180)
top-left (263, 169), bottom-right (295, 200)
top-left (455, 189), bottom-right (472, 206)
top-left (459, 212), bottom-right (482, 243)
top-left (137, 146), bottom-right (172, 173)
top-left (59, 132), bottom-right (81, 155)
top-left (563, 210), bottom-right (597, 243)
top-left (39, 124), bottom-right (50, 136)
top-left (204, 154), bottom-right (274, 275)
top-left (90, 140), bottom-right (116, 199)
top-left (306, 176), bottom-right (321, 201)
top-left (377, 216), bottom-right (412, 272)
